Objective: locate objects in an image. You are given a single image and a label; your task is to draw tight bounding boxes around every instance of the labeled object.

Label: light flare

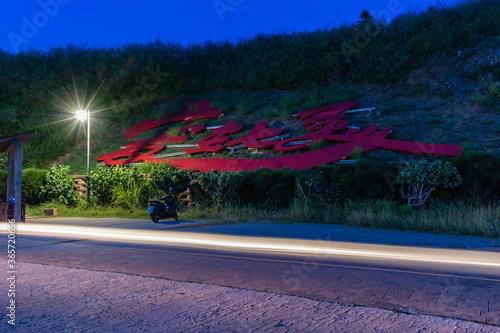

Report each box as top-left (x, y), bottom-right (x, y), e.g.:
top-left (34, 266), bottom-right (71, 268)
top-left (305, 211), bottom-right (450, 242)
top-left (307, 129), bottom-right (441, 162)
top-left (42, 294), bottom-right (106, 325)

top-left (75, 110), bottom-right (88, 121)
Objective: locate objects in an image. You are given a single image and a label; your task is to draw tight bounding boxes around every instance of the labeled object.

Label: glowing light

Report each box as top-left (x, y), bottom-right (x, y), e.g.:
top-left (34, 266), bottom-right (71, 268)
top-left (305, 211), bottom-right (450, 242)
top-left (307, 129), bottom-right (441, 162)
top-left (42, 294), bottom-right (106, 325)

top-left (75, 110), bottom-right (88, 121)
top-left (4, 224), bottom-right (500, 274)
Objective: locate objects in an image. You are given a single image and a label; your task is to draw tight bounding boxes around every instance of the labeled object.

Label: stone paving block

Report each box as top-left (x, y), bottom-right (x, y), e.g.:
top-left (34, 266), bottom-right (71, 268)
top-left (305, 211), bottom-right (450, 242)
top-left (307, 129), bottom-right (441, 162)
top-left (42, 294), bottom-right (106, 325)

top-left (3, 262), bottom-right (500, 332)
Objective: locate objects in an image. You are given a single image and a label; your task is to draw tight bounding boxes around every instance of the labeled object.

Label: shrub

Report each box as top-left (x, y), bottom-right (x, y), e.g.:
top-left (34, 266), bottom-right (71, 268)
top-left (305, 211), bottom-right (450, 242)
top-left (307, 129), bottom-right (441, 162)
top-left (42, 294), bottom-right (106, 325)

top-left (89, 165), bottom-right (157, 208)
top-left (0, 170), bottom-right (5, 200)
top-left (112, 173), bottom-right (153, 210)
top-left (295, 172), bottom-right (324, 202)
top-left (88, 166), bottom-right (132, 206)
top-left (396, 160), bottom-right (462, 208)
top-left (0, 169), bottom-right (48, 205)
top-left (317, 160), bottom-right (399, 201)
top-left (295, 170), bottom-right (343, 207)
top-left (22, 169), bottom-right (48, 204)
top-left (39, 165), bottom-right (79, 206)
top-left (197, 169), bottom-right (244, 205)
top-left (449, 149), bottom-right (500, 201)
top-left (145, 162), bottom-right (191, 194)
top-left (239, 168), bottom-right (299, 208)
top-left (88, 164), bottom-right (190, 208)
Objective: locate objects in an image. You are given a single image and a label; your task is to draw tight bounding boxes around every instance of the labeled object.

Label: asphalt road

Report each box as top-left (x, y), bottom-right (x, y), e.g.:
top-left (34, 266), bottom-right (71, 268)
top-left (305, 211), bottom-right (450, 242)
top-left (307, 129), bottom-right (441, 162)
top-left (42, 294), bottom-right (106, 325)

top-left (2, 218), bottom-right (500, 332)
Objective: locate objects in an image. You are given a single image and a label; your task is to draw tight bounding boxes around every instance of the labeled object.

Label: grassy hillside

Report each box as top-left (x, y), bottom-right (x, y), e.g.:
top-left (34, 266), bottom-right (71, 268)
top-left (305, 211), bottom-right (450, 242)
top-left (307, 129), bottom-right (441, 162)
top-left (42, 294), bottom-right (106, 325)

top-left (0, 0), bottom-right (499, 171)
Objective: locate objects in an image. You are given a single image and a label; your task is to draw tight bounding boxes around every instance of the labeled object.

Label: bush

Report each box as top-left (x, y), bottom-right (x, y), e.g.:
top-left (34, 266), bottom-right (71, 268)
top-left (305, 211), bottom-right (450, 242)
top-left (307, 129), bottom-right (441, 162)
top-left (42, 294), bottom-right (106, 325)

top-left (22, 169), bottom-right (48, 204)
top-left (0, 170), bottom-right (7, 201)
top-left (197, 169), bottom-right (244, 205)
top-left (112, 172), bottom-right (153, 210)
top-left (295, 171), bottom-right (342, 206)
top-left (145, 162), bottom-right (191, 195)
top-left (396, 160), bottom-right (462, 208)
top-left (449, 150), bottom-right (500, 201)
top-left (88, 166), bottom-right (132, 206)
top-left (89, 165), bottom-right (155, 208)
top-left (0, 169), bottom-right (48, 205)
top-left (39, 165), bottom-right (79, 206)
top-left (239, 168), bottom-right (300, 208)
top-left (317, 160), bottom-right (399, 201)
top-left (88, 164), bottom-right (191, 208)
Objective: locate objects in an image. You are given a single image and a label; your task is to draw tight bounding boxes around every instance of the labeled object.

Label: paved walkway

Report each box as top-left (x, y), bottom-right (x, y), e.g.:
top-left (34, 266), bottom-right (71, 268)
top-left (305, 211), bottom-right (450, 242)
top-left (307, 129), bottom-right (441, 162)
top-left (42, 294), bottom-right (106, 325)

top-left (2, 262), bottom-right (499, 333)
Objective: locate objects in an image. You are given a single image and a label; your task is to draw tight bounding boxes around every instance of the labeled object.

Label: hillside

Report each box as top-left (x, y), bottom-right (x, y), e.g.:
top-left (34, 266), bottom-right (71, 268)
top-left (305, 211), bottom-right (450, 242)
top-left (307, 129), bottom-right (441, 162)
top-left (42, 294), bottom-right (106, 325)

top-left (0, 0), bottom-right (499, 173)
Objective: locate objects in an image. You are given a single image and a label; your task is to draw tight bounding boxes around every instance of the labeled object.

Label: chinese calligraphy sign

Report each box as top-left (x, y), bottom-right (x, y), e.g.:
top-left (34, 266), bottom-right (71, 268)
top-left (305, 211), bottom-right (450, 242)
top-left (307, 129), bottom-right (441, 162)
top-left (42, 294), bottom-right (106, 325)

top-left (97, 100), bottom-right (463, 172)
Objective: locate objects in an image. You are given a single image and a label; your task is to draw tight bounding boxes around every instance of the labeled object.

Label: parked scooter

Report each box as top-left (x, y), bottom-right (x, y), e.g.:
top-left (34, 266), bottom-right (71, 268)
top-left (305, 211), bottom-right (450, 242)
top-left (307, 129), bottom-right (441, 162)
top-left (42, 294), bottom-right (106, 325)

top-left (148, 188), bottom-right (178, 222)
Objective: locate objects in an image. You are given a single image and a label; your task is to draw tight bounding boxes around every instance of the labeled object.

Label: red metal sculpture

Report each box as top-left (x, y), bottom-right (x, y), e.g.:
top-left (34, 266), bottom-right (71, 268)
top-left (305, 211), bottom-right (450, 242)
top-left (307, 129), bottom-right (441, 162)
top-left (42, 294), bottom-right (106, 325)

top-left (124, 100), bottom-right (222, 139)
top-left (97, 100), bottom-right (463, 171)
top-left (183, 121), bottom-right (243, 154)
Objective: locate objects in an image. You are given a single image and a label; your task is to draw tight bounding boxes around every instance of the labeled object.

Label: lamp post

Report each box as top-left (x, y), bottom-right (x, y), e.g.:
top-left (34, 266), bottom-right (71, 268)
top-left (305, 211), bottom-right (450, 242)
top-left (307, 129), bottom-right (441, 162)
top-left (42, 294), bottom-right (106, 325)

top-left (76, 110), bottom-right (90, 203)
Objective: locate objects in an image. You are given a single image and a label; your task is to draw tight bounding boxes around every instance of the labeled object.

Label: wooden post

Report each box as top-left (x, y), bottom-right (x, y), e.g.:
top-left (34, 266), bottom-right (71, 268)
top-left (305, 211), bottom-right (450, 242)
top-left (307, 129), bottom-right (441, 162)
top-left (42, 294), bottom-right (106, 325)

top-left (14, 142), bottom-right (22, 222)
top-left (6, 148), bottom-right (15, 200)
top-left (1, 132), bottom-right (36, 222)
top-left (6, 140), bottom-right (23, 221)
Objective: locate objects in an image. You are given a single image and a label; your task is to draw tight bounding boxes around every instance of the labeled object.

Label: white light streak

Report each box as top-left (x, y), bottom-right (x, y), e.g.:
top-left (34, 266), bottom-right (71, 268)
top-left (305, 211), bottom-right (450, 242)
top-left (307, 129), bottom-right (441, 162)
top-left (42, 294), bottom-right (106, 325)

top-left (2, 224), bottom-right (500, 272)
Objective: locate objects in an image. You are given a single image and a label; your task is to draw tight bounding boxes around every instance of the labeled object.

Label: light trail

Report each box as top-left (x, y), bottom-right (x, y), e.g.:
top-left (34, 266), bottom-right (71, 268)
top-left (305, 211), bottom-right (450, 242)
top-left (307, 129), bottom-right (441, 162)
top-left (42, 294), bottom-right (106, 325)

top-left (3, 223), bottom-right (500, 274)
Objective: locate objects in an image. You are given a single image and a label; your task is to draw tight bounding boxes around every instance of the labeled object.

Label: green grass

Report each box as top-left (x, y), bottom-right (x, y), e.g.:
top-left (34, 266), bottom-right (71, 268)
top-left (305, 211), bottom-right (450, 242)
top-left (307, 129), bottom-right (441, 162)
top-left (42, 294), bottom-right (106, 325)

top-left (27, 201), bottom-right (148, 219)
top-left (279, 82), bottom-right (362, 118)
top-left (413, 83), bottom-right (431, 95)
top-left (28, 201), bottom-right (500, 239)
top-left (473, 83), bottom-right (500, 109)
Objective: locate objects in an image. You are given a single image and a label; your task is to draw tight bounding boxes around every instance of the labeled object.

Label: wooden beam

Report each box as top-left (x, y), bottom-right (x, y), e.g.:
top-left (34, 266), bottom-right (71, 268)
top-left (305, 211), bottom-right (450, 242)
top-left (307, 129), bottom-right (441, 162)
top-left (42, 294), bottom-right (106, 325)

top-left (0, 131), bottom-right (36, 154)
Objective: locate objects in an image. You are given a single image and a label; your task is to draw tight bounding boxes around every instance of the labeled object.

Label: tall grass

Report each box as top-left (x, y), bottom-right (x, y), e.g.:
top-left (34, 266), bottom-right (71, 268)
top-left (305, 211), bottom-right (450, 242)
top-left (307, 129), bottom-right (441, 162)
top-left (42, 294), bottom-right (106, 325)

top-left (338, 203), bottom-right (500, 238)
top-left (26, 201), bottom-right (147, 219)
top-left (27, 201), bottom-right (500, 238)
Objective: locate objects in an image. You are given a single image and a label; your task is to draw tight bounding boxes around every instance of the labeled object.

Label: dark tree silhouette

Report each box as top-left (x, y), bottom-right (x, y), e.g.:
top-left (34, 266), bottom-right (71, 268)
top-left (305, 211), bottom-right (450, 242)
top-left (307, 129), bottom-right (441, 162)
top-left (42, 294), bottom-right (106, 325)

top-left (359, 9), bottom-right (373, 22)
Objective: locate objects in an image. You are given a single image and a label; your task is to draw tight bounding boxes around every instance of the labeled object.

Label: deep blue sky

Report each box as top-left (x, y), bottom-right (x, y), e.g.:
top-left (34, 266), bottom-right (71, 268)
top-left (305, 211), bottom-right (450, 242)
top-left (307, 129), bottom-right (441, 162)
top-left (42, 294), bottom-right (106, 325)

top-left (1, 0), bottom-right (457, 53)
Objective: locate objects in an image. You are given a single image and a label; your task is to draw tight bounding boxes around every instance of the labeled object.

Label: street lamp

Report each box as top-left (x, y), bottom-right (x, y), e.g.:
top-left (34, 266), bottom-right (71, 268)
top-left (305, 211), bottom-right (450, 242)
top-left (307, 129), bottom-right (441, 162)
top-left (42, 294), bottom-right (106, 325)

top-left (76, 110), bottom-right (90, 203)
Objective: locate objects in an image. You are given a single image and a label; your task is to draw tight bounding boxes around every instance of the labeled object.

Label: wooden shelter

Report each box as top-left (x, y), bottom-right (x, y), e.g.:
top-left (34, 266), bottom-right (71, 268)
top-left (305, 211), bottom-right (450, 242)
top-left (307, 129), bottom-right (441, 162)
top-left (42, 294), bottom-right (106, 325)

top-left (0, 131), bottom-right (36, 222)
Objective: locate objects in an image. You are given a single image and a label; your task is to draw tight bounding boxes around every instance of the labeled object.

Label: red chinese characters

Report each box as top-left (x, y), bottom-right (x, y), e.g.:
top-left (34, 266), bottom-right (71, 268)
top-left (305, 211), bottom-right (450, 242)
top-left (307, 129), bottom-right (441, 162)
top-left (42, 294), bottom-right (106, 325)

top-left (124, 100), bottom-right (222, 139)
top-left (226, 121), bottom-right (284, 148)
top-left (275, 112), bottom-right (349, 152)
top-left (183, 121), bottom-right (243, 154)
top-left (97, 100), bottom-right (463, 171)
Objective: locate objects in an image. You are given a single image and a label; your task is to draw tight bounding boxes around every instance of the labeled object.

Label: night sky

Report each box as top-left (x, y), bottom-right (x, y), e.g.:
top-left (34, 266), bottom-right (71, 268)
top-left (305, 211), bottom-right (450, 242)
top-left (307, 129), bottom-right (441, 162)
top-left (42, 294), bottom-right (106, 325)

top-left (1, 0), bottom-right (458, 53)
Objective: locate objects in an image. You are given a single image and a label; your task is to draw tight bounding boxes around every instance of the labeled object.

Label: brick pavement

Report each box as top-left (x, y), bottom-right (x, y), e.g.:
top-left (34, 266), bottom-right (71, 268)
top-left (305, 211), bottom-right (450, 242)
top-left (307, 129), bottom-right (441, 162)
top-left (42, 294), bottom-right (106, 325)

top-left (15, 245), bottom-right (500, 327)
top-left (2, 262), bottom-right (500, 333)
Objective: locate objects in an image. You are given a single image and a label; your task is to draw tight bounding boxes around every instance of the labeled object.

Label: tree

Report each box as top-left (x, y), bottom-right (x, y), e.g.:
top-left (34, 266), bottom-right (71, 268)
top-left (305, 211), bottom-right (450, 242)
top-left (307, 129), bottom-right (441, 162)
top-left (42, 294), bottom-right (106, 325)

top-left (396, 160), bottom-right (462, 208)
top-left (359, 9), bottom-right (373, 23)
